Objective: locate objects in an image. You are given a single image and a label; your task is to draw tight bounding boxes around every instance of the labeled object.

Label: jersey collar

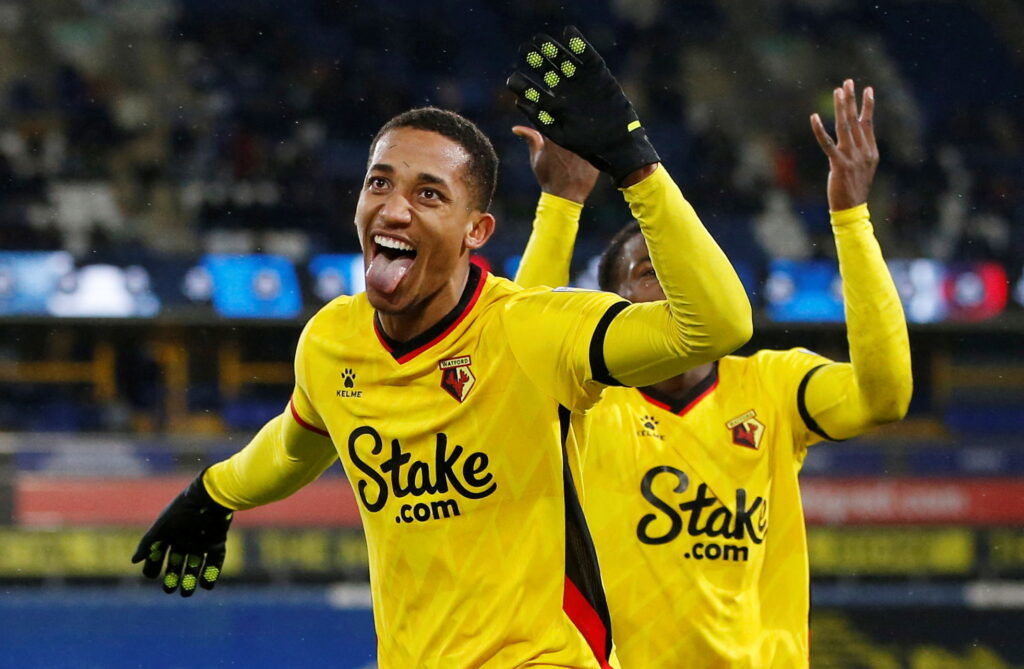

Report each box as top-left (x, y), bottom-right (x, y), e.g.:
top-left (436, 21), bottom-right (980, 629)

top-left (373, 262), bottom-right (486, 364)
top-left (638, 361), bottom-right (719, 416)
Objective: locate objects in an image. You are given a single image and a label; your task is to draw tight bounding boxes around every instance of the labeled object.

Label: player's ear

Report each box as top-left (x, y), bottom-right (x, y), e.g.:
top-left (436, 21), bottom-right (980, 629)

top-left (464, 212), bottom-right (495, 250)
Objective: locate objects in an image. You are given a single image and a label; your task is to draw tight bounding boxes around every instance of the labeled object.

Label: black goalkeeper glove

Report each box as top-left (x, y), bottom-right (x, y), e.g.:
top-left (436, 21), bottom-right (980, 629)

top-left (507, 25), bottom-right (660, 185)
top-left (131, 470), bottom-right (234, 597)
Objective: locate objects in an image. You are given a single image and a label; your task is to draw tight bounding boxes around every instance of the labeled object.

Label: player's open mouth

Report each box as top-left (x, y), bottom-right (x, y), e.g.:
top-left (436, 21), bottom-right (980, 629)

top-left (366, 234), bottom-right (418, 295)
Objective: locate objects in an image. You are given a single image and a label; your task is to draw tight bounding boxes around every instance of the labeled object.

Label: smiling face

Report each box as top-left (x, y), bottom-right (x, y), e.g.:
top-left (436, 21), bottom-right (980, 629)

top-left (355, 127), bottom-right (495, 314)
top-left (613, 233), bottom-right (666, 304)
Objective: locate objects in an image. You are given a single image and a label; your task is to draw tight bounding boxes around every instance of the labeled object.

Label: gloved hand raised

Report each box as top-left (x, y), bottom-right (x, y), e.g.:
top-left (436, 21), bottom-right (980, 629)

top-left (507, 26), bottom-right (660, 185)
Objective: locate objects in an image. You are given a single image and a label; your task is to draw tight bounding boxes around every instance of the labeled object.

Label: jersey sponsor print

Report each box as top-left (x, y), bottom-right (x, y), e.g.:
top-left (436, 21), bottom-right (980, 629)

top-left (291, 265), bottom-right (622, 668)
top-left (582, 349), bottom-right (831, 668)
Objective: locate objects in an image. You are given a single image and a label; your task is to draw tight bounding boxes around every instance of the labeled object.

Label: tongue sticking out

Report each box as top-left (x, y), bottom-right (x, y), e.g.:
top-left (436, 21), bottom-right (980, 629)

top-left (366, 254), bottom-right (414, 295)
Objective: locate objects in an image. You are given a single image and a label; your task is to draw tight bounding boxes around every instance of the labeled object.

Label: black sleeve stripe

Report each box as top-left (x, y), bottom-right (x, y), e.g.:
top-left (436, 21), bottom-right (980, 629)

top-left (589, 301), bottom-right (629, 387)
top-left (796, 364), bottom-right (844, 442)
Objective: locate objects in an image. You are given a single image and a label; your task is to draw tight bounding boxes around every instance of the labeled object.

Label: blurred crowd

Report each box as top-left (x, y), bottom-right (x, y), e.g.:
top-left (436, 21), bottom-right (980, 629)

top-left (1, 0), bottom-right (1022, 275)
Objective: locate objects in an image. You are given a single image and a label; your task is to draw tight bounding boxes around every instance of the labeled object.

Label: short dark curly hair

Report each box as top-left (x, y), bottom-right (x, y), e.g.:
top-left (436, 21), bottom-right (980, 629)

top-left (597, 220), bottom-right (643, 293)
top-left (369, 107), bottom-right (499, 212)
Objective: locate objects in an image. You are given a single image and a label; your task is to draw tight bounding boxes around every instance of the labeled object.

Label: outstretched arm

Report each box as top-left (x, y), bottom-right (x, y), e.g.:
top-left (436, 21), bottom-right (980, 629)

top-left (203, 320), bottom-right (338, 507)
top-left (203, 397), bottom-right (338, 510)
top-left (513, 125), bottom-right (597, 288)
top-left (133, 321), bottom-right (338, 596)
top-left (802, 80), bottom-right (912, 440)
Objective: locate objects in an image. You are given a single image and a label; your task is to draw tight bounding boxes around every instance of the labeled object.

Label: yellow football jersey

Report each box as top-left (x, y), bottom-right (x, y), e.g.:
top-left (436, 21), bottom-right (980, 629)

top-left (292, 264), bottom-right (622, 669)
top-left (582, 347), bottom-right (832, 669)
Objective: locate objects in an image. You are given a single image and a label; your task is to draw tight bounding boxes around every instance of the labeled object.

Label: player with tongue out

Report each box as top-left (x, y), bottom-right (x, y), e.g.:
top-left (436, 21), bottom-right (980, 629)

top-left (134, 27), bottom-right (753, 669)
top-left (358, 113), bottom-right (495, 336)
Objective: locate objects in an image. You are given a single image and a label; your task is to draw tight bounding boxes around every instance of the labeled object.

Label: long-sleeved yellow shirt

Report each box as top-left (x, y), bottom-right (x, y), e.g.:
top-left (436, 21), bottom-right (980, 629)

top-left (206, 165), bottom-right (754, 512)
top-left (515, 193), bottom-right (911, 441)
top-left (200, 165), bottom-right (752, 669)
top-left (515, 192), bottom-right (912, 668)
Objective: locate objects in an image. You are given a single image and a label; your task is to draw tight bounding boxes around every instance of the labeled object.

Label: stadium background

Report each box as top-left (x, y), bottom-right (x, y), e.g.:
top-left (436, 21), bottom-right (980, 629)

top-left (0, 0), bottom-right (1022, 667)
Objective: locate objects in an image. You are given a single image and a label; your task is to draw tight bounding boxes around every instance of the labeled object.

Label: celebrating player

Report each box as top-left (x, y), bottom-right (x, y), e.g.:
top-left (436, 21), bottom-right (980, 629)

top-left (132, 27), bottom-right (751, 669)
top-left (513, 79), bottom-right (912, 667)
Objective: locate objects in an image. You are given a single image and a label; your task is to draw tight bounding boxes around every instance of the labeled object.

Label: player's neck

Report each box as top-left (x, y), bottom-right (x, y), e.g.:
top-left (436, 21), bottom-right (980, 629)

top-left (648, 362), bottom-right (716, 401)
top-left (376, 262), bottom-right (472, 343)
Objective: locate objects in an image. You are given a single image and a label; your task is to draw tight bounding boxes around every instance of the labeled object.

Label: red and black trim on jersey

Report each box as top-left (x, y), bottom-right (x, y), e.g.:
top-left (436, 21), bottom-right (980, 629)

top-left (797, 363), bottom-right (843, 441)
top-left (558, 405), bottom-right (614, 668)
top-left (589, 301), bottom-right (629, 387)
top-left (373, 263), bottom-right (486, 364)
top-left (638, 361), bottom-right (719, 416)
top-left (289, 396), bottom-right (329, 437)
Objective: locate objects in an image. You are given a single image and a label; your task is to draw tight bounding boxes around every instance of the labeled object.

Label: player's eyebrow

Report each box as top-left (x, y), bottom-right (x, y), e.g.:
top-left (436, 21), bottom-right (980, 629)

top-left (417, 172), bottom-right (449, 189)
top-left (368, 164), bottom-right (449, 190)
top-left (632, 255), bottom-right (652, 268)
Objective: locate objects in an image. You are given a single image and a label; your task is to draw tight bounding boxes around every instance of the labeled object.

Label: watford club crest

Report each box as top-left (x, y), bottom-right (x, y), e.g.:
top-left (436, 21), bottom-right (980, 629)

top-left (439, 356), bottom-right (476, 403)
top-left (726, 410), bottom-right (765, 450)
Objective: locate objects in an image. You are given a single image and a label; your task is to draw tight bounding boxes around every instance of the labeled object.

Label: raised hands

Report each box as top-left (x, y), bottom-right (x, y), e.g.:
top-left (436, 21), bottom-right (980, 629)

top-left (512, 125), bottom-right (600, 204)
top-left (810, 79), bottom-right (879, 211)
top-left (506, 26), bottom-right (660, 186)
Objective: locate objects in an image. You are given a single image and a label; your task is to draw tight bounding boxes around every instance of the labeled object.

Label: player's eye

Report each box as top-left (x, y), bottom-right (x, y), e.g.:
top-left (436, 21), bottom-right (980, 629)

top-left (420, 188), bottom-right (446, 203)
top-left (636, 265), bottom-right (656, 279)
top-left (366, 176), bottom-right (389, 191)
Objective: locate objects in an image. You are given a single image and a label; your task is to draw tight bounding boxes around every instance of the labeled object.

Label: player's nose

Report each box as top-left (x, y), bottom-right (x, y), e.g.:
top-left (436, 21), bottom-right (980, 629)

top-left (378, 191), bottom-right (414, 227)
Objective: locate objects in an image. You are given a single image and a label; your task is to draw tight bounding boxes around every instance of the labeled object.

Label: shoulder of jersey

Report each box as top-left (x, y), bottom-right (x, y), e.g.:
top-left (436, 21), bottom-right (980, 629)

top-left (721, 348), bottom-right (830, 394)
top-left (719, 350), bottom-right (757, 367)
top-left (305, 292), bottom-right (371, 333)
top-left (483, 273), bottom-right (542, 308)
top-left (718, 350), bottom-right (776, 386)
top-left (744, 347), bottom-right (826, 366)
top-left (496, 277), bottom-right (597, 304)
top-left (483, 272), bottom-right (521, 295)
top-left (321, 291), bottom-right (367, 313)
